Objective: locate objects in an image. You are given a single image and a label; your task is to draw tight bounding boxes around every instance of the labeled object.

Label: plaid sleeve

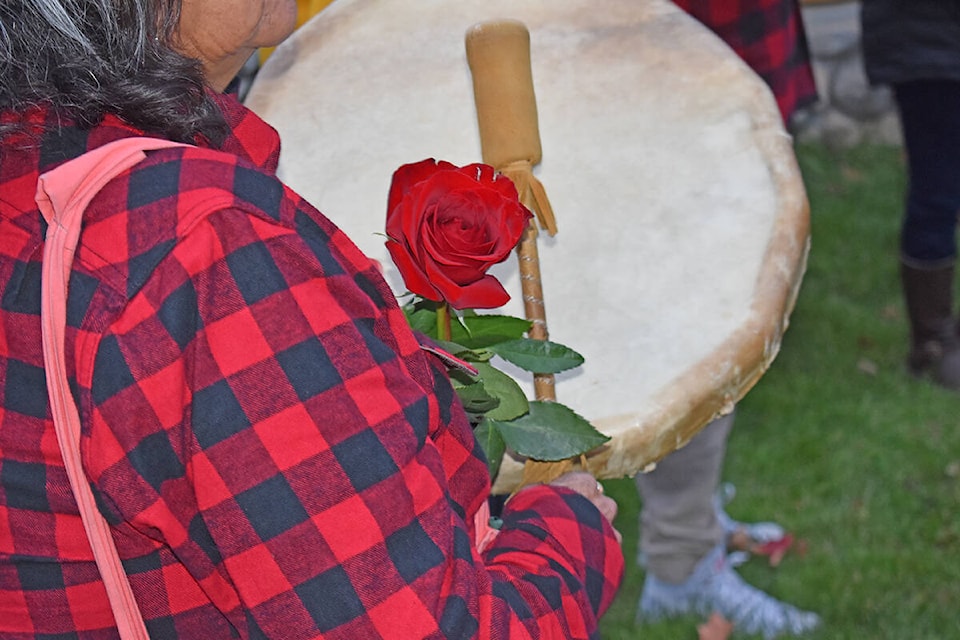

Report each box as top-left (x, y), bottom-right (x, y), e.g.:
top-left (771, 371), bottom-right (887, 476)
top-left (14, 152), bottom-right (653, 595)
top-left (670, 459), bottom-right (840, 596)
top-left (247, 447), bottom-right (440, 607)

top-left (79, 157), bottom-right (623, 637)
top-left (480, 486), bottom-right (625, 637)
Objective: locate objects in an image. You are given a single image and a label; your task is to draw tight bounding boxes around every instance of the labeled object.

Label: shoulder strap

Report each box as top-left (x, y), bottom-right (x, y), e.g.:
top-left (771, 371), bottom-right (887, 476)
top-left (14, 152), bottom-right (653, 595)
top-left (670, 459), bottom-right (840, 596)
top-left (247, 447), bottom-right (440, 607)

top-left (37, 136), bottom-right (190, 640)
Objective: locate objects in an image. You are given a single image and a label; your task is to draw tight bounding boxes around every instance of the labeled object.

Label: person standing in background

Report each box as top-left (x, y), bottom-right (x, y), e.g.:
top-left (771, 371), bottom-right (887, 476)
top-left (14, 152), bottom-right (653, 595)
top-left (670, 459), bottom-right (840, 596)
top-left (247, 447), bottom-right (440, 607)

top-left (675, 0), bottom-right (818, 129)
top-left (861, 1), bottom-right (960, 391)
top-left (634, 1), bottom-right (821, 637)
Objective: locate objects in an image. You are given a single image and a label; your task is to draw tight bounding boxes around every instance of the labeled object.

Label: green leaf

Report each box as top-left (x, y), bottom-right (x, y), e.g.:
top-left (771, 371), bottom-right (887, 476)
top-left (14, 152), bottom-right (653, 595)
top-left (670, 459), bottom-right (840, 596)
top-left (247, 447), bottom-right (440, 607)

top-left (405, 306), bottom-right (437, 337)
top-left (430, 338), bottom-right (472, 357)
top-left (489, 339), bottom-right (585, 373)
top-left (458, 315), bottom-right (533, 348)
top-left (428, 339), bottom-right (495, 365)
top-left (474, 417), bottom-right (506, 480)
top-left (491, 401), bottom-right (610, 461)
top-left (453, 380), bottom-right (500, 414)
top-left (473, 361), bottom-right (529, 421)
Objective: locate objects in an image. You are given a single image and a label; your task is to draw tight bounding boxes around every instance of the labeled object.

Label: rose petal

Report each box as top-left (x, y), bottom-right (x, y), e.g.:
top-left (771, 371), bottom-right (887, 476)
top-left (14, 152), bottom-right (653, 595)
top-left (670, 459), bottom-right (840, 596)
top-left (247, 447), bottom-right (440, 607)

top-left (422, 255), bottom-right (476, 293)
top-left (423, 196), bottom-right (498, 267)
top-left (442, 274), bottom-right (510, 310)
top-left (385, 240), bottom-right (441, 301)
top-left (387, 159), bottom-right (438, 220)
top-left (422, 257), bottom-right (502, 308)
top-left (388, 159), bottom-right (459, 207)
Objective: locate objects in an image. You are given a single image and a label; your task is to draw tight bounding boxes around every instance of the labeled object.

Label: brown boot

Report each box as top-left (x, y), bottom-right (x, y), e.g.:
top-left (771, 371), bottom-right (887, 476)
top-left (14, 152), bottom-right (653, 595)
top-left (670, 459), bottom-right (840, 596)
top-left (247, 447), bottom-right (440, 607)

top-left (901, 261), bottom-right (960, 390)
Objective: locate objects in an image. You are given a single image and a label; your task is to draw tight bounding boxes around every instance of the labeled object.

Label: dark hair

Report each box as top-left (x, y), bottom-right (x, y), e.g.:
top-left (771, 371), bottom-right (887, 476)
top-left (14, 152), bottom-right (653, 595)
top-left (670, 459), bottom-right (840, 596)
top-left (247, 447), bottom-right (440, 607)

top-left (0, 0), bottom-right (226, 143)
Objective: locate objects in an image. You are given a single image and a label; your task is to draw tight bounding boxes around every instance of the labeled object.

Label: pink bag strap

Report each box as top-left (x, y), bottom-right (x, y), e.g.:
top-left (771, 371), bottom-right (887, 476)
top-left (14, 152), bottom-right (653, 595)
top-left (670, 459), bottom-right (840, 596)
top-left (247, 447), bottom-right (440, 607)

top-left (36, 137), bottom-right (191, 639)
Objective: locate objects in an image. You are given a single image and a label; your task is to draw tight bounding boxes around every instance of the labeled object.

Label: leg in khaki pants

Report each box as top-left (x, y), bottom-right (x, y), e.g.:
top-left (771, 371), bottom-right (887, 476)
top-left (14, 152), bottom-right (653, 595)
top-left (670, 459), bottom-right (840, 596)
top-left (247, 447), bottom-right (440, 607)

top-left (634, 409), bottom-right (820, 637)
top-left (635, 410), bottom-right (733, 583)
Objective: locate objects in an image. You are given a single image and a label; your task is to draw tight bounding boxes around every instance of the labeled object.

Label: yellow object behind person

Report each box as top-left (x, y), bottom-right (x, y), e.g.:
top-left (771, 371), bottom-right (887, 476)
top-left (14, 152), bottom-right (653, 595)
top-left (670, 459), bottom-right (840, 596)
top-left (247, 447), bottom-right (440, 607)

top-left (260, 0), bottom-right (335, 62)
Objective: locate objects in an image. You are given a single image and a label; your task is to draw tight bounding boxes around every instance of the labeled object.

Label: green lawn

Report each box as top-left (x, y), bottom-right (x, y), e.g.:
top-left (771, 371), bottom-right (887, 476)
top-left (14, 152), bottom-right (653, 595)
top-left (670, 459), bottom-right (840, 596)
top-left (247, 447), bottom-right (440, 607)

top-left (598, 143), bottom-right (960, 639)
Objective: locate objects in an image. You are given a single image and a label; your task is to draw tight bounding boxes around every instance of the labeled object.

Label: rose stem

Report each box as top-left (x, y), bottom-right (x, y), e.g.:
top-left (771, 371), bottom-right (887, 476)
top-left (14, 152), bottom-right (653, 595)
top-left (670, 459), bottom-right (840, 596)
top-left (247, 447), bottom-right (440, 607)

top-left (436, 302), bottom-right (453, 342)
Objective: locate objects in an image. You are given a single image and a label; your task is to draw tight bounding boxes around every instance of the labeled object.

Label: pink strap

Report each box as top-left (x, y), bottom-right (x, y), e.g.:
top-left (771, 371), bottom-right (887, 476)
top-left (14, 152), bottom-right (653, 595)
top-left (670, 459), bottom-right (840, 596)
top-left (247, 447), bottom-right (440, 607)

top-left (37, 137), bottom-right (189, 639)
top-left (473, 499), bottom-right (501, 554)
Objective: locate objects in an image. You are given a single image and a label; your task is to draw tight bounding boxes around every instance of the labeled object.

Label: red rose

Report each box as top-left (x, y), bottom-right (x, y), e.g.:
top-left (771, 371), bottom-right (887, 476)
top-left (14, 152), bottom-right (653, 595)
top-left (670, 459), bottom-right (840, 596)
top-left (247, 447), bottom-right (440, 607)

top-left (385, 158), bottom-right (532, 309)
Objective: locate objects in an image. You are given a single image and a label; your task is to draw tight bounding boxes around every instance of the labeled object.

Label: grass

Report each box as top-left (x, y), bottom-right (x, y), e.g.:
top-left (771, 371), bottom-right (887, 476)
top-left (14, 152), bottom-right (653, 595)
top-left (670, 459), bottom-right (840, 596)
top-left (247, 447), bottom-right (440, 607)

top-left (597, 142), bottom-right (960, 639)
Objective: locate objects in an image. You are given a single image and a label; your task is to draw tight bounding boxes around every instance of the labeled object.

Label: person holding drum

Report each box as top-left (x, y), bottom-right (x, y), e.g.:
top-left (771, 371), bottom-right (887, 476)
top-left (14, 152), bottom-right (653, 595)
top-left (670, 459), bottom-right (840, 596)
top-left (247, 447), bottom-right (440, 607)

top-left (861, 2), bottom-right (960, 391)
top-left (634, 1), bottom-right (821, 637)
top-left (0, 1), bottom-right (623, 637)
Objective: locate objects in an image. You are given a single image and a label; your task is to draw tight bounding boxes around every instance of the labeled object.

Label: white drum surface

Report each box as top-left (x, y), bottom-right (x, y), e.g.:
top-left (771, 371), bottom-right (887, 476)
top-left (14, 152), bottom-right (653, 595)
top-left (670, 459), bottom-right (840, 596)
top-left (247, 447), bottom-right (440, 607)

top-left (246, 0), bottom-right (809, 490)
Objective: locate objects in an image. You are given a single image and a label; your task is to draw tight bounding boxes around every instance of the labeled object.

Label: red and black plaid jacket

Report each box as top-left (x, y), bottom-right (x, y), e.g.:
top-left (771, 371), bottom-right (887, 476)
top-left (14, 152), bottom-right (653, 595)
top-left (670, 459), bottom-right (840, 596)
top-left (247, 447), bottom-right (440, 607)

top-left (0, 95), bottom-right (623, 638)
top-left (673, 0), bottom-right (818, 125)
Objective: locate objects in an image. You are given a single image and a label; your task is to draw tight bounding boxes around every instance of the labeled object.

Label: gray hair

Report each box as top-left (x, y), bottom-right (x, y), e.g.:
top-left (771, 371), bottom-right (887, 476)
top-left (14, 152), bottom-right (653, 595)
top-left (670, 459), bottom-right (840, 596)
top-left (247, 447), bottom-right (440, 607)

top-left (0, 0), bottom-right (225, 143)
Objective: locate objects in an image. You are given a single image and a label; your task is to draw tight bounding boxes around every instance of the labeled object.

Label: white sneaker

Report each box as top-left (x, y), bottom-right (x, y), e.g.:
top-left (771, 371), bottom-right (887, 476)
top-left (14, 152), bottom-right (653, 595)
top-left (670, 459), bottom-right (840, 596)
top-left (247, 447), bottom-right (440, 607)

top-left (638, 483), bottom-right (790, 571)
top-left (637, 544), bottom-right (821, 639)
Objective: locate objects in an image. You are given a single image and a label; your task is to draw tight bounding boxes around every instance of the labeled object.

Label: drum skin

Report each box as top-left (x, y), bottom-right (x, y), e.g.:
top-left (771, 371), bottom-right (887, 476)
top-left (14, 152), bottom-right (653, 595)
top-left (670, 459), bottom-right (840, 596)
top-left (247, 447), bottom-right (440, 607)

top-left (246, 0), bottom-right (810, 493)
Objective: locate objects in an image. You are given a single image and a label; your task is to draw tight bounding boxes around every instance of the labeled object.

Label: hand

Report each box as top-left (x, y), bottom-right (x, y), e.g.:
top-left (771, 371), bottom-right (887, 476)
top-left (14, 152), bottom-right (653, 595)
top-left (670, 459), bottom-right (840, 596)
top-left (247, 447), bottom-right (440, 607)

top-left (549, 471), bottom-right (622, 543)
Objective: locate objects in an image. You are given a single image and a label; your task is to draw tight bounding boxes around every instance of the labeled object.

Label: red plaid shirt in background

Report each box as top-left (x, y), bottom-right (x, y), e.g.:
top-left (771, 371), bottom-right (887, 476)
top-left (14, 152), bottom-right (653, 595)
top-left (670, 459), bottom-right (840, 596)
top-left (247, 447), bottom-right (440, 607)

top-left (0, 94), bottom-right (623, 638)
top-left (673, 0), bottom-right (818, 125)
